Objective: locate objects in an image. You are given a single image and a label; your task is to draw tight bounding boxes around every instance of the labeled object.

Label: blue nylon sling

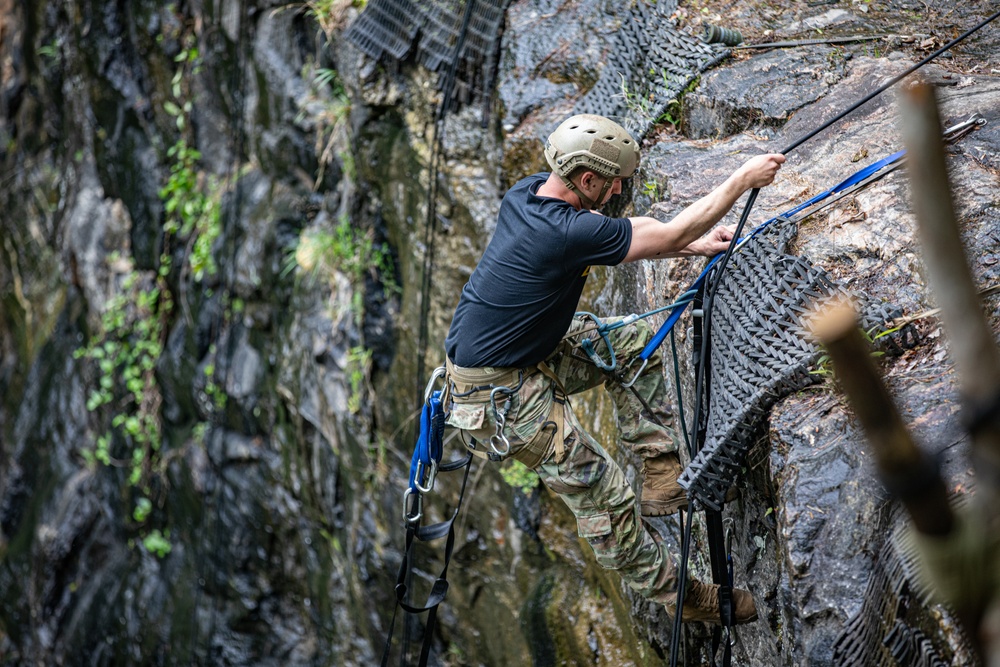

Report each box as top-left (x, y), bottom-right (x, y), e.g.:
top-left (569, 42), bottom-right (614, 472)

top-left (408, 390), bottom-right (445, 493)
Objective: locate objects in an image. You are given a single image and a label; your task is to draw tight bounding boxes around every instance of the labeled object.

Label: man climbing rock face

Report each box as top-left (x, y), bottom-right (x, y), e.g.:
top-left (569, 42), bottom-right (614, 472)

top-left (443, 114), bottom-right (784, 623)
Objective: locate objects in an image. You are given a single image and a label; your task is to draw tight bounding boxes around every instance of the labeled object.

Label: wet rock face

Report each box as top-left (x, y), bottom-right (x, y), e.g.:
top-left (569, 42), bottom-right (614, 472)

top-left (683, 46), bottom-right (851, 139)
top-left (2, 0), bottom-right (999, 665)
top-left (633, 54), bottom-right (999, 661)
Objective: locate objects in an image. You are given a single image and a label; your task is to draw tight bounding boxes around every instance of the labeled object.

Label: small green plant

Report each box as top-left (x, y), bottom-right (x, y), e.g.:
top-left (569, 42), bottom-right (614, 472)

top-left (142, 529), bottom-right (172, 558)
top-left (303, 0), bottom-right (368, 38)
top-left (811, 325), bottom-right (890, 377)
top-left (642, 180), bottom-right (660, 201)
top-left (500, 459), bottom-right (539, 495)
top-left (616, 74), bottom-right (656, 123)
top-left (133, 496), bottom-right (153, 523)
top-left (346, 345), bottom-right (372, 413)
top-left (659, 74), bottom-right (699, 128)
top-left (203, 346), bottom-right (228, 411)
top-left (293, 63), bottom-right (353, 189)
top-left (37, 41), bottom-right (58, 60)
top-left (286, 214), bottom-right (397, 298)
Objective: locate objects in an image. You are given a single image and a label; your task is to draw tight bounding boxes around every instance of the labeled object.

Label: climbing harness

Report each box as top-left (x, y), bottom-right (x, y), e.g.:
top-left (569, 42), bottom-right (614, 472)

top-left (383, 368), bottom-right (473, 667)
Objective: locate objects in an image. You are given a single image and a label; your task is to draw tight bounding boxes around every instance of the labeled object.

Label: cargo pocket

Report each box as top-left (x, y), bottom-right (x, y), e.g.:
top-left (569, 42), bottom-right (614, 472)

top-left (539, 433), bottom-right (607, 495)
top-left (577, 511), bottom-right (618, 570)
top-left (445, 402), bottom-right (493, 443)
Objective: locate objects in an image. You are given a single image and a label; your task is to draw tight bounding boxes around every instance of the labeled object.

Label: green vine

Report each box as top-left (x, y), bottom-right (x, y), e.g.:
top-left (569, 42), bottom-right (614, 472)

top-left (74, 267), bottom-right (171, 485)
top-left (160, 45), bottom-right (221, 283)
top-left (74, 38), bottom-right (224, 559)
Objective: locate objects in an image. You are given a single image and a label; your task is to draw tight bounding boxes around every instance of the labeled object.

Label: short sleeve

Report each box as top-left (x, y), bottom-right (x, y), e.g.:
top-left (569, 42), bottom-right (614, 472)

top-left (564, 212), bottom-right (633, 271)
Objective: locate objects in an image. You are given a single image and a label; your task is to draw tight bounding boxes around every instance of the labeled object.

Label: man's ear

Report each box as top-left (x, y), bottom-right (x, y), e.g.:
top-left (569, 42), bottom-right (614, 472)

top-left (577, 170), bottom-right (598, 190)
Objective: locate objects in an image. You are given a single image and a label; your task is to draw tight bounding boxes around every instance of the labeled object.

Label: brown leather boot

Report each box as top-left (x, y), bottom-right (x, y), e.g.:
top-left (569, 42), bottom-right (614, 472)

top-left (640, 452), bottom-right (688, 516)
top-left (665, 579), bottom-right (758, 624)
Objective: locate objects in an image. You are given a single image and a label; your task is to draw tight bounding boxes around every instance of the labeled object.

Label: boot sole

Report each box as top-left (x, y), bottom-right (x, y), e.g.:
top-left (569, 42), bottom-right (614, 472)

top-left (640, 496), bottom-right (689, 517)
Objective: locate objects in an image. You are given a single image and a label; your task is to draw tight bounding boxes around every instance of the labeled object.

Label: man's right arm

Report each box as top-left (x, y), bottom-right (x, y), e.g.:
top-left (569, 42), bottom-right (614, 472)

top-left (622, 153), bottom-right (785, 262)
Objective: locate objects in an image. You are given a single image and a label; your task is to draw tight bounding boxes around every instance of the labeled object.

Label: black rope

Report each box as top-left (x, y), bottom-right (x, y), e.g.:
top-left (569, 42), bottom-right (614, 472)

top-left (403, 2), bottom-right (478, 662)
top-left (669, 275), bottom-right (714, 667)
top-left (669, 329), bottom-right (693, 456)
top-left (414, 1), bottom-right (477, 405)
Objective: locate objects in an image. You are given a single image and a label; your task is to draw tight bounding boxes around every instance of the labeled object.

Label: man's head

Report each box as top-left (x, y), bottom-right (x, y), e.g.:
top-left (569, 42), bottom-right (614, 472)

top-left (544, 114), bottom-right (639, 209)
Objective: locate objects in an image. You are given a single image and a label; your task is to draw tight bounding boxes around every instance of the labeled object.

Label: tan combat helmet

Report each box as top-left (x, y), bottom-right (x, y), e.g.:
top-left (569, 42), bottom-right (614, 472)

top-left (544, 114), bottom-right (639, 210)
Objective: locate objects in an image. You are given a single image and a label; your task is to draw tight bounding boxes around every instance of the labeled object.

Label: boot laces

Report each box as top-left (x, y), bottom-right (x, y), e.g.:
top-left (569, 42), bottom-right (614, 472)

top-left (689, 581), bottom-right (718, 613)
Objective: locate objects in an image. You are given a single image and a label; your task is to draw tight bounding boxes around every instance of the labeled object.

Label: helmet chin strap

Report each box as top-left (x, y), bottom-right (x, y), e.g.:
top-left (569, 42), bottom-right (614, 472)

top-left (559, 171), bottom-right (612, 211)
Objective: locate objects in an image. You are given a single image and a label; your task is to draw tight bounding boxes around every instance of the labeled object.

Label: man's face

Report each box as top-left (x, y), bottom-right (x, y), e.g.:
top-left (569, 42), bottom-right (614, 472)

top-left (600, 177), bottom-right (623, 205)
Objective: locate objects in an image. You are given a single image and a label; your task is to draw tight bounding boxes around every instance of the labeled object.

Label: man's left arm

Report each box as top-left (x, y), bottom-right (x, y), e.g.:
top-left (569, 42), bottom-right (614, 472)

top-left (622, 153), bottom-right (784, 262)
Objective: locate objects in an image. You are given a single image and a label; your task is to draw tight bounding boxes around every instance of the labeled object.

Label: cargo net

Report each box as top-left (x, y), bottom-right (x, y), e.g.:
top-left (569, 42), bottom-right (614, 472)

top-left (574, 0), bottom-right (727, 140)
top-left (678, 220), bottom-right (917, 511)
top-left (832, 515), bottom-right (975, 666)
top-left (344, 0), bottom-right (511, 110)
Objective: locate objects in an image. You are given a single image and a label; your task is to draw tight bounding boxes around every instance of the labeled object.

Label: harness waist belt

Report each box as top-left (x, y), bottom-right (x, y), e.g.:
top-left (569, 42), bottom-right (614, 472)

top-left (446, 359), bottom-right (521, 398)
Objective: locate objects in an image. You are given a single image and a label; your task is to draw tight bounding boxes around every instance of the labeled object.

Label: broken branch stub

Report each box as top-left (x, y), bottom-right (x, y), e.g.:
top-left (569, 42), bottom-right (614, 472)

top-left (808, 302), bottom-right (954, 537)
top-left (900, 80), bottom-right (1000, 505)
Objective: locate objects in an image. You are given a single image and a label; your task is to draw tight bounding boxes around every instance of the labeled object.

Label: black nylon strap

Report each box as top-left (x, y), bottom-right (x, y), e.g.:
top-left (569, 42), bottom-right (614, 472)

top-left (381, 454), bottom-right (473, 666)
top-left (701, 276), bottom-right (735, 667)
top-left (706, 510), bottom-right (733, 667)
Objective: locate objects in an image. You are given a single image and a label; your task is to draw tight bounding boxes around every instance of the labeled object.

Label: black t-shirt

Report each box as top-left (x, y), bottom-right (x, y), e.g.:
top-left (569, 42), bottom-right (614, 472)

top-left (445, 173), bottom-right (633, 368)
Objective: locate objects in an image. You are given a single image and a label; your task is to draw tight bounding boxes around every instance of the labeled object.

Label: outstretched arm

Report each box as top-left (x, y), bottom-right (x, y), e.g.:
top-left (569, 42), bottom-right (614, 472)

top-left (622, 153), bottom-right (785, 262)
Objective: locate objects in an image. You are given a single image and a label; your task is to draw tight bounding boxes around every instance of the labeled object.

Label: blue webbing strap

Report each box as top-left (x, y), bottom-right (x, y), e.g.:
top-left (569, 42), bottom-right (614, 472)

top-left (781, 149), bottom-right (905, 219)
top-left (408, 391), bottom-right (445, 493)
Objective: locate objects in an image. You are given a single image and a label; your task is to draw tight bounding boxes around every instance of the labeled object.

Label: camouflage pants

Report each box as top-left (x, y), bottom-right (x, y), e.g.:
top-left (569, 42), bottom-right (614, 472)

top-left (446, 315), bottom-right (681, 604)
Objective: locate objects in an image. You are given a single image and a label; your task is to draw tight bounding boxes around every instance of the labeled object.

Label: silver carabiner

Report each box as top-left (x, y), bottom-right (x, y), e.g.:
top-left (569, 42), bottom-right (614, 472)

top-left (489, 386), bottom-right (513, 456)
top-left (424, 366), bottom-right (446, 403)
top-left (403, 487), bottom-right (422, 524)
top-left (413, 459), bottom-right (439, 494)
top-left (621, 358), bottom-right (649, 389)
top-left (490, 430), bottom-right (511, 456)
top-left (723, 517), bottom-right (735, 554)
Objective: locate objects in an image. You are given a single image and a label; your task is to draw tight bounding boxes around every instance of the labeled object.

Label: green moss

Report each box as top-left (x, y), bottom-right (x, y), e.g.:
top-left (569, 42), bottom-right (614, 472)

top-left (500, 459), bottom-right (539, 494)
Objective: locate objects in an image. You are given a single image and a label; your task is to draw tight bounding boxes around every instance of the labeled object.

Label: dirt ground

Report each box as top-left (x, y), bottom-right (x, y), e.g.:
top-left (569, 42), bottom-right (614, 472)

top-left (671, 0), bottom-right (1000, 74)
